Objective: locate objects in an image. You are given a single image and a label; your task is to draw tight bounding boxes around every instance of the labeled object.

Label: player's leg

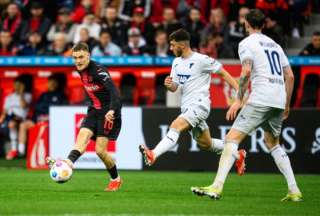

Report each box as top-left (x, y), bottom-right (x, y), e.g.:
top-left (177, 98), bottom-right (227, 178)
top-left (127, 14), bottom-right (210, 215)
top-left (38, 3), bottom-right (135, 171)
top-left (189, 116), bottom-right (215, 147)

top-left (6, 120), bottom-right (18, 160)
top-left (47, 109), bottom-right (96, 168)
top-left (192, 104), bottom-right (266, 199)
top-left (64, 127), bottom-right (94, 166)
top-left (95, 136), bottom-right (122, 191)
top-left (194, 127), bottom-right (224, 153)
top-left (263, 110), bottom-right (302, 201)
top-left (140, 116), bottom-right (191, 166)
top-left (18, 120), bottom-right (35, 156)
top-left (97, 111), bottom-right (122, 191)
top-left (192, 128), bottom-right (247, 199)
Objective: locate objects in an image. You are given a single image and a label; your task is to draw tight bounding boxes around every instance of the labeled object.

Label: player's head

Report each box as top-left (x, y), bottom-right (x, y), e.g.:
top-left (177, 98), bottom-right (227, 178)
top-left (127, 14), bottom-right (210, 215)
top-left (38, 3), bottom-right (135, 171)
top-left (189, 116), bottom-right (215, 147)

top-left (72, 42), bottom-right (90, 71)
top-left (244, 9), bottom-right (265, 33)
top-left (312, 31), bottom-right (320, 49)
top-left (169, 28), bottom-right (190, 57)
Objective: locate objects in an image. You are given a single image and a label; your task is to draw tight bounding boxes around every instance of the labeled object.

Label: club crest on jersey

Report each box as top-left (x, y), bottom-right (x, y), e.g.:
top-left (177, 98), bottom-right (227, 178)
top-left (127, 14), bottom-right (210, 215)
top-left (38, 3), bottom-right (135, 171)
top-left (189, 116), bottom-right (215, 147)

top-left (177, 74), bottom-right (191, 84)
top-left (98, 72), bottom-right (110, 81)
top-left (189, 63), bottom-right (194, 69)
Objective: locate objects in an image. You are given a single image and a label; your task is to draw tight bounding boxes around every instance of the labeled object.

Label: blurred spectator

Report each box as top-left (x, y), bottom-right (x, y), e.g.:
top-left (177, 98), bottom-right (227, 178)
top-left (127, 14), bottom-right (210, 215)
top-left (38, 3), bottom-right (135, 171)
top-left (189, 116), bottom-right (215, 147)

top-left (181, 7), bottom-right (205, 49)
top-left (45, 33), bottom-right (72, 56)
top-left (71, 0), bottom-right (95, 23)
top-left (157, 7), bottom-right (182, 36)
top-left (149, 0), bottom-right (179, 24)
top-left (0, 30), bottom-right (18, 56)
top-left (18, 74), bottom-right (68, 157)
top-left (130, 7), bottom-right (155, 45)
top-left (200, 32), bottom-right (235, 59)
top-left (149, 30), bottom-right (171, 57)
top-left (210, 0), bottom-right (230, 20)
top-left (288, 0), bottom-right (310, 38)
top-left (118, 0), bottom-right (152, 21)
top-left (0, 76), bottom-right (32, 160)
top-left (263, 16), bottom-right (285, 48)
top-left (228, 7), bottom-right (249, 55)
top-left (91, 30), bottom-right (122, 56)
top-left (100, 6), bottom-right (128, 46)
top-left (47, 8), bottom-right (77, 44)
top-left (299, 31), bottom-right (320, 56)
top-left (73, 14), bottom-right (101, 44)
top-left (76, 27), bottom-right (98, 52)
top-left (122, 27), bottom-right (148, 55)
top-left (19, 1), bottom-right (51, 43)
top-left (0, 2), bottom-right (22, 41)
top-left (201, 8), bottom-right (229, 45)
top-left (18, 32), bottom-right (46, 56)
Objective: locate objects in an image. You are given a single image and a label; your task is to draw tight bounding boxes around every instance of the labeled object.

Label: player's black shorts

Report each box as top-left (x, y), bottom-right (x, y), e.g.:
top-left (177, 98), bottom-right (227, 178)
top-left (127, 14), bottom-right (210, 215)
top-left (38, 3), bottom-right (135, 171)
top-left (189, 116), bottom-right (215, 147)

top-left (80, 107), bottom-right (121, 141)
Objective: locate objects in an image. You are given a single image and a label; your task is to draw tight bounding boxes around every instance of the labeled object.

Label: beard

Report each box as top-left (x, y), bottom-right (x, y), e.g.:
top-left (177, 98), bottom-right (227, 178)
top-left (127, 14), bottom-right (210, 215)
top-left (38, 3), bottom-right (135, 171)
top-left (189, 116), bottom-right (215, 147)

top-left (174, 48), bottom-right (183, 57)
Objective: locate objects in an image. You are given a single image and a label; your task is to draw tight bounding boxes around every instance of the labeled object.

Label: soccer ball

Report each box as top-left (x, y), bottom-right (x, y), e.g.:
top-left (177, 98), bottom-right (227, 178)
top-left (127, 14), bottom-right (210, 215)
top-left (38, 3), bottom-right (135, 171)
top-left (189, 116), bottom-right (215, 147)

top-left (49, 160), bottom-right (73, 183)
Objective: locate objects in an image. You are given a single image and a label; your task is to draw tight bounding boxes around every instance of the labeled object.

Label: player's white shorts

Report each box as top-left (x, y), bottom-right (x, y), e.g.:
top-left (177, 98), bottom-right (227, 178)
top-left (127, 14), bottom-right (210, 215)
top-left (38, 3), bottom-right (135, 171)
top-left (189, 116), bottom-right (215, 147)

top-left (232, 103), bottom-right (284, 137)
top-left (180, 104), bottom-right (209, 139)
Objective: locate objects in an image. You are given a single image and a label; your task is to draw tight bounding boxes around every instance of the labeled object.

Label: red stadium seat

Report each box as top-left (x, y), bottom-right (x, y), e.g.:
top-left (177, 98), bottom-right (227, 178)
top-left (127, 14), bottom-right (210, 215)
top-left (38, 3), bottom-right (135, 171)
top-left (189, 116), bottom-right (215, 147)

top-left (133, 70), bottom-right (156, 106)
top-left (294, 67), bottom-right (320, 107)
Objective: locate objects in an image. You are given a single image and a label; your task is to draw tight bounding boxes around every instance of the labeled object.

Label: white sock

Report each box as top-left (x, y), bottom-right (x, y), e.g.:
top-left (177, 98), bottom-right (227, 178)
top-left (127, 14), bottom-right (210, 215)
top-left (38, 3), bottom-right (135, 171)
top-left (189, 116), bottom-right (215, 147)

top-left (212, 142), bottom-right (239, 189)
top-left (212, 138), bottom-right (224, 153)
top-left (18, 143), bottom-right (25, 155)
top-left (9, 128), bottom-right (18, 151)
top-left (270, 145), bottom-right (300, 194)
top-left (153, 128), bottom-right (180, 158)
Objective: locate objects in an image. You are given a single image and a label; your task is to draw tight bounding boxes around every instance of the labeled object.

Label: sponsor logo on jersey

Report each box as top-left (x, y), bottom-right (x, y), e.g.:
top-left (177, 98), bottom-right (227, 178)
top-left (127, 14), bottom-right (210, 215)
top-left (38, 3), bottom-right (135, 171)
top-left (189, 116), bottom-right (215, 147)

top-left (177, 74), bottom-right (191, 84)
top-left (84, 84), bottom-right (102, 92)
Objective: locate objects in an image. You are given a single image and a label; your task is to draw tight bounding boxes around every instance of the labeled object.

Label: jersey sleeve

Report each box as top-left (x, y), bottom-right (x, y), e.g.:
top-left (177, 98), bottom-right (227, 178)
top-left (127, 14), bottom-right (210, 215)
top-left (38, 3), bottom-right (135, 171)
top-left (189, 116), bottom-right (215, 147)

top-left (238, 41), bottom-right (254, 63)
top-left (170, 59), bottom-right (179, 85)
top-left (279, 47), bottom-right (290, 68)
top-left (94, 65), bottom-right (121, 110)
top-left (202, 56), bottom-right (222, 74)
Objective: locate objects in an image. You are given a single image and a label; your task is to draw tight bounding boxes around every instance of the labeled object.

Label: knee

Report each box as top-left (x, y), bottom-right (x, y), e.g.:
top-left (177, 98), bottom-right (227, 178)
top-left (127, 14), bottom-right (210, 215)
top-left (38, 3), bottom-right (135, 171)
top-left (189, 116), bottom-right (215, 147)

top-left (95, 144), bottom-right (105, 157)
top-left (196, 140), bottom-right (211, 151)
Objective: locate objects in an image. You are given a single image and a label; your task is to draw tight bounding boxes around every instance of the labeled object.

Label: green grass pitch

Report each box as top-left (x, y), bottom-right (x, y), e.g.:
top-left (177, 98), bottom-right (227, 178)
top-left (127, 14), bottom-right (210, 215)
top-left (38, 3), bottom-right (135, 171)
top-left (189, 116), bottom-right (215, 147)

top-left (0, 167), bottom-right (319, 216)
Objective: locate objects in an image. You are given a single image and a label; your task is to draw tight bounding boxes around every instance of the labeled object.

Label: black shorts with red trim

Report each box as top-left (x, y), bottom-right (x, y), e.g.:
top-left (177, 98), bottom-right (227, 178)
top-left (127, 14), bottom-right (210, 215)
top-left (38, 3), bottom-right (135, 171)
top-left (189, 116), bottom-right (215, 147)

top-left (80, 107), bottom-right (121, 141)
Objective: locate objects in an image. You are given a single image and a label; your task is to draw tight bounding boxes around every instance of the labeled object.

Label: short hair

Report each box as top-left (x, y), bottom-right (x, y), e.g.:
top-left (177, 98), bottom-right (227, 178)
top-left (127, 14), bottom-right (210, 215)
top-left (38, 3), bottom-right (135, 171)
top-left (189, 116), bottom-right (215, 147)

top-left (169, 28), bottom-right (190, 42)
top-left (313, 31), bottom-right (320, 36)
top-left (99, 30), bottom-right (111, 37)
top-left (245, 9), bottom-right (265, 30)
top-left (72, 42), bottom-right (89, 52)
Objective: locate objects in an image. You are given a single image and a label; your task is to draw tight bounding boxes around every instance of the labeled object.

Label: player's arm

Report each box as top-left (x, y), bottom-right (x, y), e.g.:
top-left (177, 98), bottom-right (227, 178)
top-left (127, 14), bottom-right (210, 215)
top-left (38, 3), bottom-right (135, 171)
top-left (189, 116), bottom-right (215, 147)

top-left (218, 67), bottom-right (239, 91)
top-left (164, 76), bottom-right (178, 92)
top-left (237, 59), bottom-right (252, 102)
top-left (226, 59), bottom-right (252, 121)
top-left (283, 65), bottom-right (295, 120)
top-left (96, 70), bottom-right (121, 121)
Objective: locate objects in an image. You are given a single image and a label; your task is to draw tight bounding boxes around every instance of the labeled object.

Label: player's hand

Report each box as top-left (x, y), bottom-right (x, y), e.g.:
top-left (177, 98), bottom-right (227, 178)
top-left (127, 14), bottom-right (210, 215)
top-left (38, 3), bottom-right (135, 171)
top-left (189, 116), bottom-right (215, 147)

top-left (105, 110), bottom-right (115, 122)
top-left (283, 106), bottom-right (290, 120)
top-left (226, 99), bottom-right (241, 121)
top-left (164, 76), bottom-right (173, 89)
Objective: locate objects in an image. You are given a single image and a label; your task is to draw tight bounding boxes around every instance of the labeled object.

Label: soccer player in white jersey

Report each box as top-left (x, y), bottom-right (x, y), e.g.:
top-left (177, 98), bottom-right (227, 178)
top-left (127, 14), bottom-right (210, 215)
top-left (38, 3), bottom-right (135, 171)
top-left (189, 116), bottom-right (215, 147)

top-left (139, 29), bottom-right (246, 175)
top-left (191, 9), bottom-right (302, 202)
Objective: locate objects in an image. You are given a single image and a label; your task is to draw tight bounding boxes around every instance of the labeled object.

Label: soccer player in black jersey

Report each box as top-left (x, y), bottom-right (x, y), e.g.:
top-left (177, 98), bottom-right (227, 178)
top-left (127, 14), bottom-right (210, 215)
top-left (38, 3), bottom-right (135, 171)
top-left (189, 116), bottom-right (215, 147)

top-left (47, 42), bottom-right (122, 191)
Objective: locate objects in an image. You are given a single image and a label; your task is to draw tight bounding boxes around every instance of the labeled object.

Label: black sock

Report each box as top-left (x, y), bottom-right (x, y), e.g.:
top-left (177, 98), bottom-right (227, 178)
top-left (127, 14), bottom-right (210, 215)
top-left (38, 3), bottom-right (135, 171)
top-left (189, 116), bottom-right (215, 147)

top-left (67, 150), bottom-right (81, 163)
top-left (107, 165), bottom-right (119, 179)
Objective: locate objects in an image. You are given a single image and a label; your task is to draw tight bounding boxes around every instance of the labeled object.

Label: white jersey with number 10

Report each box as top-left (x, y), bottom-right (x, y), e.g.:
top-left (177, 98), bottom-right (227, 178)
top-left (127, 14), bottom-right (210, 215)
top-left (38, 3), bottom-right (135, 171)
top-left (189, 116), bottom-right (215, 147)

top-left (238, 33), bottom-right (289, 109)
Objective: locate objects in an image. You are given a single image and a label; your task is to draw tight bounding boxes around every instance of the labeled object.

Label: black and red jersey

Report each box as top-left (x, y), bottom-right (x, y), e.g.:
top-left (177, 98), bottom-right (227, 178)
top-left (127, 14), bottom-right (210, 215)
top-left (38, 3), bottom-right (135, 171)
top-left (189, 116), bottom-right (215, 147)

top-left (77, 60), bottom-right (121, 111)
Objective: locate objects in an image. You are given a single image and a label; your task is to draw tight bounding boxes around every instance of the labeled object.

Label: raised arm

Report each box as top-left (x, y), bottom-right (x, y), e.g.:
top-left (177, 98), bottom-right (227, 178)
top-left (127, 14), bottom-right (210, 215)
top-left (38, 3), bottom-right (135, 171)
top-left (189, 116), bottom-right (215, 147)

top-left (283, 65), bottom-right (295, 120)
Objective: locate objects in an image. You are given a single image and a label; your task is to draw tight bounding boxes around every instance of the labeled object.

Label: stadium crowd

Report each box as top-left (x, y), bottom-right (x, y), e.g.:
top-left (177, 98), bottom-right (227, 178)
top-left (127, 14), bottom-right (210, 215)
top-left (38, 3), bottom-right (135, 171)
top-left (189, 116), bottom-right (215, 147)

top-left (0, 0), bottom-right (318, 58)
